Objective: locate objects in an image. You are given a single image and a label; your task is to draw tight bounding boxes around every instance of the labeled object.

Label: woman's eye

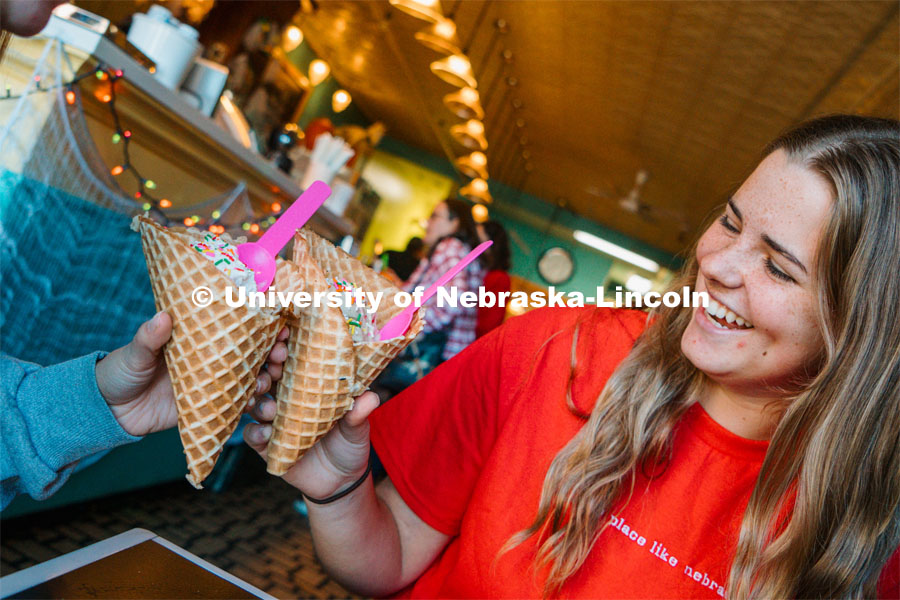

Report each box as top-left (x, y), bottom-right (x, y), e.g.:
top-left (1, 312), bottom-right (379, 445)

top-left (719, 214), bottom-right (739, 233)
top-left (765, 258), bottom-right (795, 283)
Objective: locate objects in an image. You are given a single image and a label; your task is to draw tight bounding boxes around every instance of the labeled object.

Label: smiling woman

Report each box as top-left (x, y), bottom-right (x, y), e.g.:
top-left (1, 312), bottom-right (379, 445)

top-left (244, 115), bottom-right (899, 600)
top-left (507, 115), bottom-right (900, 598)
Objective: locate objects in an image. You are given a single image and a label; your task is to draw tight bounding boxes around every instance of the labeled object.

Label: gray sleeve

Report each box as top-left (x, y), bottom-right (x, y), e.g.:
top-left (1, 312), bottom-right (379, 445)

top-left (1, 352), bottom-right (141, 509)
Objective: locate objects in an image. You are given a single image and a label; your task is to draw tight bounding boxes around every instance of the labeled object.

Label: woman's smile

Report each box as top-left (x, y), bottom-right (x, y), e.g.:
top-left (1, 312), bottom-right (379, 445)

top-left (699, 294), bottom-right (754, 331)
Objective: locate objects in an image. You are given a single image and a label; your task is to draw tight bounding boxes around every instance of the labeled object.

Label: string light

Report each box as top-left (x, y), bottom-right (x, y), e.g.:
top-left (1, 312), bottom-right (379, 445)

top-left (4, 63), bottom-right (278, 232)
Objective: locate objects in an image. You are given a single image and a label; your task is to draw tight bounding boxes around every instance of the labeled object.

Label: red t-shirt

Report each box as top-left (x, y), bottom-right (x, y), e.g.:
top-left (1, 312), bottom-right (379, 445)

top-left (369, 307), bottom-right (900, 598)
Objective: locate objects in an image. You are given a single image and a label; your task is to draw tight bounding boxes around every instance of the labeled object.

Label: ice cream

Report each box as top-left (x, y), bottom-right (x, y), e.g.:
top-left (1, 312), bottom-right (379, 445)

top-left (190, 233), bottom-right (257, 293)
top-left (328, 277), bottom-right (378, 343)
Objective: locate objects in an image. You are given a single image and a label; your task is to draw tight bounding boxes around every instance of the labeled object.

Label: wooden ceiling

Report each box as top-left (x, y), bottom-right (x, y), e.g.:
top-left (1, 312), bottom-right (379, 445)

top-left (297, 1), bottom-right (898, 255)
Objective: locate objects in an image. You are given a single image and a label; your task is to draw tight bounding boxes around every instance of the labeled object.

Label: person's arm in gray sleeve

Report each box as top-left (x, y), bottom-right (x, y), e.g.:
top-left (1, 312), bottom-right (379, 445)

top-left (1, 312), bottom-right (291, 511)
top-left (1, 353), bottom-right (140, 509)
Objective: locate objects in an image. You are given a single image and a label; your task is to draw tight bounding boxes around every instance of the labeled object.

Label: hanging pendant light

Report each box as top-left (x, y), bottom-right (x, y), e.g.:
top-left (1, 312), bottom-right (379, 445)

top-left (454, 151), bottom-right (488, 180)
top-left (283, 25), bottom-right (303, 52)
top-left (430, 54), bottom-right (477, 88)
top-left (309, 59), bottom-right (330, 86)
top-left (443, 87), bottom-right (484, 120)
top-left (450, 119), bottom-right (488, 151)
top-left (332, 89), bottom-right (352, 113)
top-left (460, 178), bottom-right (492, 204)
top-left (415, 17), bottom-right (461, 55)
top-left (388, 0), bottom-right (443, 22)
top-left (471, 203), bottom-right (489, 222)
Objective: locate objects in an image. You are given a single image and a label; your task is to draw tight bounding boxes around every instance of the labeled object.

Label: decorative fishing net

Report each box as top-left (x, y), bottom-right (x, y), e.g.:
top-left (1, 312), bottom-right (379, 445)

top-left (1, 39), bottom-right (251, 365)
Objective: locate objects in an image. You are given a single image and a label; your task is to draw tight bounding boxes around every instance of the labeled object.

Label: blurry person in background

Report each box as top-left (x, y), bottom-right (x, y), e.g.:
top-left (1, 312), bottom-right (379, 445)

top-left (371, 199), bottom-right (483, 401)
top-left (406, 198), bottom-right (483, 361)
top-left (475, 220), bottom-right (512, 338)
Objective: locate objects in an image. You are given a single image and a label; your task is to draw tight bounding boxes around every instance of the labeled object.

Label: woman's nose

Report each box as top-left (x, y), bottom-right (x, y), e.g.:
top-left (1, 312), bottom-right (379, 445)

top-left (700, 241), bottom-right (746, 289)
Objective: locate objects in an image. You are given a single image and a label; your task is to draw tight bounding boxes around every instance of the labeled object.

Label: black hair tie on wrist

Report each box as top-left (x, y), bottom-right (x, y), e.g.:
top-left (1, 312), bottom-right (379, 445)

top-left (301, 462), bottom-right (372, 505)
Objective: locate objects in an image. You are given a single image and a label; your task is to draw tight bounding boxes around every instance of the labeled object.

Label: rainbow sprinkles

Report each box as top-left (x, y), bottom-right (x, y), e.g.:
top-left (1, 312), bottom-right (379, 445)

top-left (190, 233), bottom-right (258, 293)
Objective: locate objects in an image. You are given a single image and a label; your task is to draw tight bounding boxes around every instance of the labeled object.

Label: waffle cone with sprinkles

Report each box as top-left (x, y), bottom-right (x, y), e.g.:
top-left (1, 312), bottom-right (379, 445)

top-left (133, 216), bottom-right (294, 488)
top-left (266, 229), bottom-right (425, 475)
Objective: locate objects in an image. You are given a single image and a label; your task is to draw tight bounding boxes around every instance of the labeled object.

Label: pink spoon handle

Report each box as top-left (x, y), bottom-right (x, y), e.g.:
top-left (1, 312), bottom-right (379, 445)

top-left (379, 240), bottom-right (492, 341)
top-left (257, 181), bottom-right (331, 256)
top-left (418, 240), bottom-right (492, 306)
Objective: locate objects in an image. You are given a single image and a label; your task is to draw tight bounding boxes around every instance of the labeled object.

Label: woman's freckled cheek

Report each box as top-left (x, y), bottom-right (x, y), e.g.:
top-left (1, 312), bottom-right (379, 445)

top-left (737, 341), bottom-right (746, 348)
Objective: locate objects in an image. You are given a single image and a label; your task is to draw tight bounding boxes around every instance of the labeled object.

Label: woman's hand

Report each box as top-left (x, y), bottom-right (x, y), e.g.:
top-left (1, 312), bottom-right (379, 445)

top-left (96, 312), bottom-right (289, 437)
top-left (244, 391), bottom-right (380, 498)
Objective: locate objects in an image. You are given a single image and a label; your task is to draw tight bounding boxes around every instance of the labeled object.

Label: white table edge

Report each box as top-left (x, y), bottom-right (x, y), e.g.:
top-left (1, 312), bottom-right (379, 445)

top-left (0, 527), bottom-right (276, 600)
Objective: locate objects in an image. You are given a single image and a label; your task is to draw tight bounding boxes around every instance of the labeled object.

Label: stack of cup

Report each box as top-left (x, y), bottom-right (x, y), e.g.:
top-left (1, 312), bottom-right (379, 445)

top-left (127, 5), bottom-right (202, 90)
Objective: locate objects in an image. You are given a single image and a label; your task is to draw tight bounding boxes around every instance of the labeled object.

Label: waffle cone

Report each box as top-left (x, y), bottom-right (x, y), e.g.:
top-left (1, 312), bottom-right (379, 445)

top-left (133, 216), bottom-right (289, 488)
top-left (266, 230), bottom-right (425, 475)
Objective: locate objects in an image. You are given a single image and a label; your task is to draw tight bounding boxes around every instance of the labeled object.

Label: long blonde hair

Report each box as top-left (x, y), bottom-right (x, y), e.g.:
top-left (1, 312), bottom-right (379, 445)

top-left (503, 115), bottom-right (900, 598)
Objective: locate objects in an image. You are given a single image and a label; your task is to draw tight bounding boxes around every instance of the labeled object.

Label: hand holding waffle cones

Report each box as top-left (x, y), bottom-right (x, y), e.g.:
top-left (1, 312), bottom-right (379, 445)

top-left (132, 212), bottom-right (425, 488)
top-left (244, 390), bottom-right (379, 499)
top-left (96, 312), bottom-right (289, 437)
top-left (133, 216), bottom-right (296, 488)
top-left (263, 229), bottom-right (425, 477)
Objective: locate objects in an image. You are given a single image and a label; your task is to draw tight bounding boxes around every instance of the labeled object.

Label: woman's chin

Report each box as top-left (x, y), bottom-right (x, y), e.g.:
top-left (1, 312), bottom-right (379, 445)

top-left (681, 325), bottom-right (733, 378)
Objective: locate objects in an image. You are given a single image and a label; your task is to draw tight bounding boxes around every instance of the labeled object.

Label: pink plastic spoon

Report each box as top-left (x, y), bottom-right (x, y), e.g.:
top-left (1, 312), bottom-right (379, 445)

top-left (378, 240), bottom-right (493, 341)
top-left (238, 180), bottom-right (331, 292)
